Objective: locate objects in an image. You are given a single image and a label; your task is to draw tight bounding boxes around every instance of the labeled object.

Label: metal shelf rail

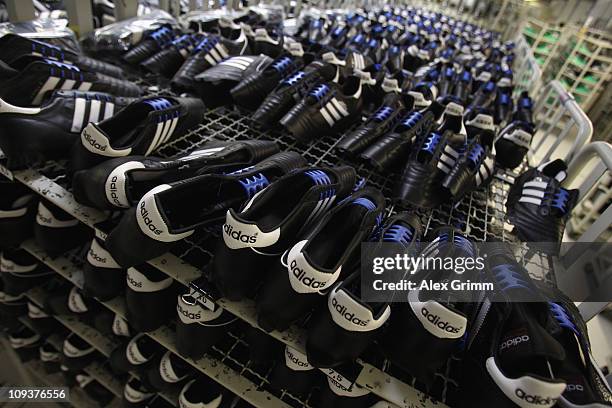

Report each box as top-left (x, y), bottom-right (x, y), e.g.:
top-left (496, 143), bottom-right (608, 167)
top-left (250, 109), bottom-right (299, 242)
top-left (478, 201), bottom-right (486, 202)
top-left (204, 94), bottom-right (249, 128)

top-left (20, 240), bottom-right (302, 408)
top-left (530, 80), bottom-right (593, 165)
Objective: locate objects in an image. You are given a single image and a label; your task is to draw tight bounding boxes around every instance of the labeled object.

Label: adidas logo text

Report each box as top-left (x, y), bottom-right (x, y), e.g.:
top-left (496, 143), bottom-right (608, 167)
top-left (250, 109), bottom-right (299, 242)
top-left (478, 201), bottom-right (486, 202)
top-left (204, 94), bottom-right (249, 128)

top-left (290, 259), bottom-right (326, 289)
top-left (421, 308), bottom-right (461, 334)
top-left (127, 275), bottom-right (142, 288)
top-left (88, 248), bottom-right (106, 264)
top-left (500, 335), bottom-right (530, 350)
top-left (286, 349), bottom-right (310, 368)
top-left (331, 298), bottom-right (368, 326)
top-left (177, 303), bottom-right (201, 321)
top-left (515, 388), bottom-right (558, 405)
top-left (83, 129), bottom-right (107, 151)
top-left (223, 224), bottom-right (257, 243)
top-left (108, 176), bottom-right (123, 206)
top-left (140, 201), bottom-right (162, 235)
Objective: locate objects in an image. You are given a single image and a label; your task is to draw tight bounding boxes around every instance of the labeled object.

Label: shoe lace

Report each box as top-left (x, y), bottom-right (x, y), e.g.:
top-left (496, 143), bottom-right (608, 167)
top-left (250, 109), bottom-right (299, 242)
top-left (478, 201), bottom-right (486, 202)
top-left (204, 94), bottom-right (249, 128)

top-left (383, 224), bottom-right (414, 247)
top-left (238, 173), bottom-right (270, 198)
top-left (549, 302), bottom-right (579, 336)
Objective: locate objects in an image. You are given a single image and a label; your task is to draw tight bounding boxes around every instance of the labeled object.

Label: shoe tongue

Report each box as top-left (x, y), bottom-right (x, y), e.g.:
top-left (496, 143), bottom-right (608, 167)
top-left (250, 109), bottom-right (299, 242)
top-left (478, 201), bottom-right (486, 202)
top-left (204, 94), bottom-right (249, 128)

top-left (537, 159), bottom-right (568, 182)
top-left (498, 304), bottom-right (566, 371)
top-left (381, 78), bottom-right (401, 94)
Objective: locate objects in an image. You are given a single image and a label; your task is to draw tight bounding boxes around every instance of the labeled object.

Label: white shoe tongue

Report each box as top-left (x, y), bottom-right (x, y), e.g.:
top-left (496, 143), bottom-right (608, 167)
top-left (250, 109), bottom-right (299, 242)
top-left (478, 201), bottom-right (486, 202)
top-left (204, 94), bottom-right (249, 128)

top-left (467, 113), bottom-right (495, 131)
top-left (444, 101), bottom-right (464, 117)
top-left (322, 52), bottom-right (346, 66)
top-left (381, 78), bottom-right (401, 93)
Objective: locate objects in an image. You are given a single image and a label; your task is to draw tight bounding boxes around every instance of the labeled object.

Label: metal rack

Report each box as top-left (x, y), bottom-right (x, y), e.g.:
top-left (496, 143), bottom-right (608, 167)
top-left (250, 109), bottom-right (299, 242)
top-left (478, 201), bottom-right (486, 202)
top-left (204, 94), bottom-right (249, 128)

top-left (0, 95), bottom-right (567, 408)
top-left (19, 240), bottom-right (305, 408)
top-left (0, 3), bottom-right (608, 407)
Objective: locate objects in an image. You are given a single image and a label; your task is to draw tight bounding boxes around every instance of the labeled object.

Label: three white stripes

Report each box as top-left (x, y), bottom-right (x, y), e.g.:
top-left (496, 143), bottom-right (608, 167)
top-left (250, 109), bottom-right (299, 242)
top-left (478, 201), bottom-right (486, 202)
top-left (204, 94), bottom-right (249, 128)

top-left (437, 145), bottom-right (460, 174)
top-left (204, 43), bottom-right (230, 66)
top-left (320, 98), bottom-right (350, 127)
top-left (354, 53), bottom-right (365, 70)
top-left (304, 195), bottom-right (336, 227)
top-left (33, 77), bottom-right (92, 105)
top-left (70, 98), bottom-right (115, 133)
top-left (220, 56), bottom-right (254, 71)
top-left (519, 180), bottom-right (548, 206)
top-left (146, 116), bottom-right (179, 155)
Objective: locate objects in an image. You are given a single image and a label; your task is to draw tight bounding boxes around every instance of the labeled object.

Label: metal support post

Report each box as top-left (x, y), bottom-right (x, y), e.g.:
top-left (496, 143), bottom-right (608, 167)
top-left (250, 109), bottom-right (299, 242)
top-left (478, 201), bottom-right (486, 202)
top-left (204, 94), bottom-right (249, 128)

top-left (5, 0), bottom-right (34, 22)
top-left (114, 0), bottom-right (138, 21)
top-left (64, 0), bottom-right (94, 37)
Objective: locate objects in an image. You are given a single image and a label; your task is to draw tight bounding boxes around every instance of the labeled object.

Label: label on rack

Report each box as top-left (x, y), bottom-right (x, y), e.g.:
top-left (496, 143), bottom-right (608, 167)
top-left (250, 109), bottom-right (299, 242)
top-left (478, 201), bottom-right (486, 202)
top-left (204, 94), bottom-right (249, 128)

top-left (320, 368), bottom-right (356, 391)
top-left (188, 280), bottom-right (219, 312)
top-left (0, 163), bottom-right (13, 180)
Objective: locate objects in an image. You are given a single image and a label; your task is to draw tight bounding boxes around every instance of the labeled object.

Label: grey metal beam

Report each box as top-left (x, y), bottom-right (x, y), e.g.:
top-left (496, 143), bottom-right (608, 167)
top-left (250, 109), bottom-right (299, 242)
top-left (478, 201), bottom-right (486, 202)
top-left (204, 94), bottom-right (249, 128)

top-left (5, 0), bottom-right (35, 22)
top-left (64, 0), bottom-right (94, 37)
top-left (114, 0), bottom-right (139, 21)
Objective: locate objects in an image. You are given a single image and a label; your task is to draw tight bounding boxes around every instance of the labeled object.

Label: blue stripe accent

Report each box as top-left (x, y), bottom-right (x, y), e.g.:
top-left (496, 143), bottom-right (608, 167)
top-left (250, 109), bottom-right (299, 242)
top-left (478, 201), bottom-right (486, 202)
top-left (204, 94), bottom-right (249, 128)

top-left (491, 264), bottom-right (534, 293)
top-left (32, 40), bottom-right (65, 60)
top-left (194, 37), bottom-right (217, 54)
top-left (401, 111), bottom-right (423, 128)
top-left (444, 67), bottom-right (454, 78)
top-left (352, 198), bottom-right (376, 211)
top-left (283, 71), bottom-right (305, 86)
top-left (383, 225), bottom-right (414, 247)
top-left (549, 302), bottom-right (579, 336)
top-left (552, 188), bottom-right (570, 213)
top-left (144, 98), bottom-right (173, 111)
top-left (309, 84), bottom-right (330, 101)
top-left (373, 106), bottom-right (395, 122)
top-left (239, 173), bottom-right (269, 198)
top-left (271, 56), bottom-right (293, 74)
top-left (500, 93), bottom-right (510, 105)
top-left (467, 144), bottom-right (485, 165)
top-left (520, 96), bottom-right (532, 109)
top-left (421, 132), bottom-right (441, 154)
top-left (150, 26), bottom-right (174, 45)
top-left (484, 81), bottom-right (496, 92)
top-left (305, 170), bottom-right (335, 199)
top-left (44, 59), bottom-right (80, 71)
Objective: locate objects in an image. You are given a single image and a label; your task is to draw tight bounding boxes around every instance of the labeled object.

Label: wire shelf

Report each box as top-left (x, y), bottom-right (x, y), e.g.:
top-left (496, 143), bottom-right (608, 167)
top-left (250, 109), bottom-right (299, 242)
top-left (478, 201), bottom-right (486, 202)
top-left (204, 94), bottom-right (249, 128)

top-left (0, 68), bottom-right (562, 408)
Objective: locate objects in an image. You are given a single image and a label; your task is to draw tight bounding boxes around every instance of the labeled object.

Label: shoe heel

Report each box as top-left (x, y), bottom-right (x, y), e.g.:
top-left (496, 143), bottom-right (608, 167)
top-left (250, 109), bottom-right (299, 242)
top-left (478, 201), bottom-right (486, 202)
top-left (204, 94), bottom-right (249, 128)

top-left (330, 165), bottom-right (357, 191)
top-left (243, 140), bottom-right (281, 162)
top-left (360, 133), bottom-right (410, 172)
top-left (257, 151), bottom-right (307, 175)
